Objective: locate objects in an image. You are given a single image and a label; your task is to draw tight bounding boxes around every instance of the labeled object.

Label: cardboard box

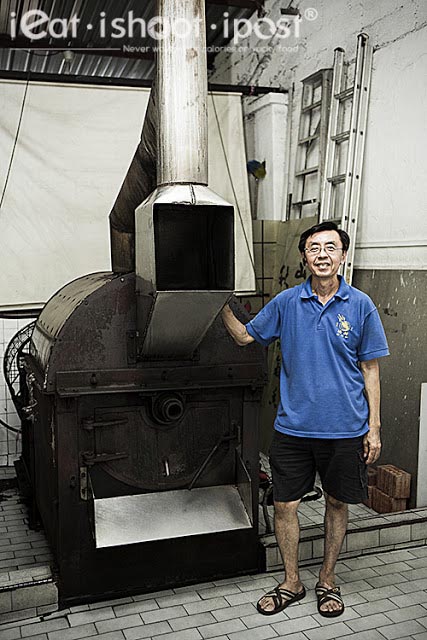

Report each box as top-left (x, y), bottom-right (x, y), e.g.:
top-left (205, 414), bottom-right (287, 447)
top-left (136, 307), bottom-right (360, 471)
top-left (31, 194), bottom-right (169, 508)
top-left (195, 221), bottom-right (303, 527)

top-left (376, 464), bottom-right (411, 499)
top-left (371, 486), bottom-right (407, 513)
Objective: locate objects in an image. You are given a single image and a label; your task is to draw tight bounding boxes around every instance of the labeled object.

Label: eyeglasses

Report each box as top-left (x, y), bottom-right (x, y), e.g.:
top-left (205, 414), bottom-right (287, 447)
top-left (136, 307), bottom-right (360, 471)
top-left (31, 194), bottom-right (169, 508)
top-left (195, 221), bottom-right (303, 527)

top-left (304, 245), bottom-right (344, 255)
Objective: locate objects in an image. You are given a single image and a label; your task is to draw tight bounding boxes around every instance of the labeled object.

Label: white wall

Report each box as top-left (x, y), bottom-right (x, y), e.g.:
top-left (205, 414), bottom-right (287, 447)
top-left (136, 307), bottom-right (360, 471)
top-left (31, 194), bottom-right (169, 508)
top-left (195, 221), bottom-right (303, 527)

top-left (357, 27), bottom-right (427, 269)
top-left (210, 0), bottom-right (427, 269)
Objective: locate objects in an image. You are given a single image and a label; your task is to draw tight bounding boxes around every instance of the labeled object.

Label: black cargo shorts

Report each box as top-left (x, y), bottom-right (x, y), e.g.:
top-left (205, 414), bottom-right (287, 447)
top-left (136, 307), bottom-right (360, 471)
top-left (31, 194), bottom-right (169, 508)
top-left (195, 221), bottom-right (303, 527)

top-left (269, 431), bottom-right (368, 504)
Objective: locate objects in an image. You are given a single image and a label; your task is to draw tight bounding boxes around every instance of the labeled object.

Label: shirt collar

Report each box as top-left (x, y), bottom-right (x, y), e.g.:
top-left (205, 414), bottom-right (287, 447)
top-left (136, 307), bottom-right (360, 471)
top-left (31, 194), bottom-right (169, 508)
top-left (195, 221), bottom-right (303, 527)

top-left (300, 276), bottom-right (350, 300)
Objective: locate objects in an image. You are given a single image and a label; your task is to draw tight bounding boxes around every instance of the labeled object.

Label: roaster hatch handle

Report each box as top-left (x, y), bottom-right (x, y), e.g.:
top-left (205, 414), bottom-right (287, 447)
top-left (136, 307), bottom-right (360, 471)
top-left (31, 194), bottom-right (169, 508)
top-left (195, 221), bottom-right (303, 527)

top-left (81, 451), bottom-right (128, 466)
top-left (188, 422), bottom-right (240, 491)
top-left (81, 417), bottom-right (128, 431)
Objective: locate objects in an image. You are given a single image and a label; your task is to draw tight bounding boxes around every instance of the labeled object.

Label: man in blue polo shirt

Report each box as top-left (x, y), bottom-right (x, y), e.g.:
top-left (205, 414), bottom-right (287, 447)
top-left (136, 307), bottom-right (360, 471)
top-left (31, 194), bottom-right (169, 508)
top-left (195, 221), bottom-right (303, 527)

top-left (221, 221), bottom-right (389, 619)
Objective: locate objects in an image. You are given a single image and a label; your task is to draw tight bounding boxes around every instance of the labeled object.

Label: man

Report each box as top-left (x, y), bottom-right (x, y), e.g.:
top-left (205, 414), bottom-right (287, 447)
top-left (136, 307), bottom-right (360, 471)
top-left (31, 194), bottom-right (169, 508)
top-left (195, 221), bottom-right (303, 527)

top-left (221, 221), bottom-right (389, 618)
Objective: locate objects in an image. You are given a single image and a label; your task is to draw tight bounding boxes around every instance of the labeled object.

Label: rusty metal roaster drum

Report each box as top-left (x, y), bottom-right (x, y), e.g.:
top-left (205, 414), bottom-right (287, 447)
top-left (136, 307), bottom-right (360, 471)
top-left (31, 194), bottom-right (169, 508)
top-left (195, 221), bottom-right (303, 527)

top-left (22, 264), bottom-right (266, 605)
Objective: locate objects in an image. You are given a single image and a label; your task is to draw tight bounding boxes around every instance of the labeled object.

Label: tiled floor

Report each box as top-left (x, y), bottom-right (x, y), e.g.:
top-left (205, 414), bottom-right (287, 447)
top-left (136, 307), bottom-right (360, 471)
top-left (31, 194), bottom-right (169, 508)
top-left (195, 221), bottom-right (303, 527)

top-left (2, 467), bottom-right (427, 638)
top-left (1, 546), bottom-right (427, 639)
top-left (0, 487), bottom-right (53, 576)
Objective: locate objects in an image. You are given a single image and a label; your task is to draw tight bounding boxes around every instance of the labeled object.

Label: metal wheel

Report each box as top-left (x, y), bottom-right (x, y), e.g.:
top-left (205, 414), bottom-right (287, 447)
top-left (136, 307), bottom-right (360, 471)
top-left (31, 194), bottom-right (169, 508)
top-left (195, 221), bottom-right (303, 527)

top-left (3, 321), bottom-right (35, 420)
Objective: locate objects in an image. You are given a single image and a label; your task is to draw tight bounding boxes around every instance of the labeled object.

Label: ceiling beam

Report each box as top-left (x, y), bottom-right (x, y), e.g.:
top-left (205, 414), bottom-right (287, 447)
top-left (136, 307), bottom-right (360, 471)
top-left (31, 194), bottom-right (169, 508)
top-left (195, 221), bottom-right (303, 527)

top-left (0, 69), bottom-right (287, 95)
top-left (207, 0), bottom-right (262, 7)
top-left (0, 41), bottom-right (223, 69)
top-left (0, 36), bottom-right (152, 55)
top-left (0, 36), bottom-right (203, 62)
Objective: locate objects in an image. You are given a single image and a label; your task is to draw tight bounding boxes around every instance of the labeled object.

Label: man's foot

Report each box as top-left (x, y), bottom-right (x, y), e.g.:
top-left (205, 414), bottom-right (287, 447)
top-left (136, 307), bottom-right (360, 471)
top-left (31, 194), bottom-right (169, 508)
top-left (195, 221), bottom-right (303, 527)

top-left (315, 582), bottom-right (345, 618)
top-left (257, 581), bottom-right (306, 616)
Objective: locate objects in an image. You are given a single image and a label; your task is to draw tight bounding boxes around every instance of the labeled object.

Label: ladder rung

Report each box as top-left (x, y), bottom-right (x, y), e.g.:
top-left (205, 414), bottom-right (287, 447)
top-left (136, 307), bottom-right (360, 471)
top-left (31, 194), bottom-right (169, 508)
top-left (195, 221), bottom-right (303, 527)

top-left (335, 87), bottom-right (354, 101)
top-left (301, 100), bottom-right (322, 113)
top-left (331, 130), bottom-right (350, 143)
top-left (292, 198), bottom-right (317, 207)
top-left (298, 134), bottom-right (319, 144)
top-left (327, 173), bottom-right (346, 184)
top-left (295, 166), bottom-right (319, 177)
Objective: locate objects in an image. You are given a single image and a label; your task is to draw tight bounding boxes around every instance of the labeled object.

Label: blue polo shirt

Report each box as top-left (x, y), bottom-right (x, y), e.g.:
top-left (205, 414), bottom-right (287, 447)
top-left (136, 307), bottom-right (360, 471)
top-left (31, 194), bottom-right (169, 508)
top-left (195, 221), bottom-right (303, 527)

top-left (246, 276), bottom-right (389, 438)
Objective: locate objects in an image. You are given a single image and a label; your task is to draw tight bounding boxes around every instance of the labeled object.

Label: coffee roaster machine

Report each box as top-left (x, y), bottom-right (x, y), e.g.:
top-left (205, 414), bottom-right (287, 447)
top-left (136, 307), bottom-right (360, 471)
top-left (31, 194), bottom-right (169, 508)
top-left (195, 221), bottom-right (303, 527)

top-left (15, 0), bottom-right (267, 606)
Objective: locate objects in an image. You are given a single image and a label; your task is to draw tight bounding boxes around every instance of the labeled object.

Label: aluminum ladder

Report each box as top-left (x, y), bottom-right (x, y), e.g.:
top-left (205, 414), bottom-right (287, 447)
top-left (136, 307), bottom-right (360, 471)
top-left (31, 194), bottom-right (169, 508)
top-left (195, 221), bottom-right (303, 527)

top-left (290, 68), bottom-right (333, 220)
top-left (320, 33), bottom-right (373, 283)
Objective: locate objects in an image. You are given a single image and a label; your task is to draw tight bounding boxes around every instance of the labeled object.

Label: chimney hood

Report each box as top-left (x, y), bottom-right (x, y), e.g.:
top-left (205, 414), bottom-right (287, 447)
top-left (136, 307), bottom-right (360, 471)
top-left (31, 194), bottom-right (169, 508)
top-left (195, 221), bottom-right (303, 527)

top-left (135, 0), bottom-right (235, 360)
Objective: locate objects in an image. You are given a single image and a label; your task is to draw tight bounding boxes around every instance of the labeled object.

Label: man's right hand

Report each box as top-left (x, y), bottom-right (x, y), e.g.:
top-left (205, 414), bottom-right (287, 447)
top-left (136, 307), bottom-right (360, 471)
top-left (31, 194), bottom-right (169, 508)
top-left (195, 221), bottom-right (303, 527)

top-left (221, 304), bottom-right (255, 346)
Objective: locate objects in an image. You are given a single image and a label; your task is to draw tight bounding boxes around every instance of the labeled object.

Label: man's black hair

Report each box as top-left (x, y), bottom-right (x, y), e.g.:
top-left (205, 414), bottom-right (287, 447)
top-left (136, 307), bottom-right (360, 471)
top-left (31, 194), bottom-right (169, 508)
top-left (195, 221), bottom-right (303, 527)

top-left (298, 221), bottom-right (350, 253)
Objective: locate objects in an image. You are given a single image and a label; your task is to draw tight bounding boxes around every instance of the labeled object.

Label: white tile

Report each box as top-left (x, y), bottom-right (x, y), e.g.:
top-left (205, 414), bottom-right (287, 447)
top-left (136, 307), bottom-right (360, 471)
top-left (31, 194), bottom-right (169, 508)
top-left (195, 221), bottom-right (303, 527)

top-left (346, 529), bottom-right (380, 552)
top-left (371, 561), bottom-right (412, 576)
top-left (198, 619), bottom-right (246, 638)
top-left (379, 525), bottom-right (412, 546)
top-left (412, 522), bottom-right (427, 541)
top-left (410, 545), bottom-right (427, 558)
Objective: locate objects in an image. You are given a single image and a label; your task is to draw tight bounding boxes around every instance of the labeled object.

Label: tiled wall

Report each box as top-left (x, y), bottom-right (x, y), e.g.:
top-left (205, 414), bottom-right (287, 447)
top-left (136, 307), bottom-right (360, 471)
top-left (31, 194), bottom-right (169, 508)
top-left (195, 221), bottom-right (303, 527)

top-left (0, 318), bottom-right (34, 467)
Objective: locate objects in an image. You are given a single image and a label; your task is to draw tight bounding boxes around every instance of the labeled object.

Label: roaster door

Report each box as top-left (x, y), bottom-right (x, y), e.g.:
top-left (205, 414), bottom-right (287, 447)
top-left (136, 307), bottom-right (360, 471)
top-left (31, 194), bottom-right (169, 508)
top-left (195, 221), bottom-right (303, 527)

top-left (81, 390), bottom-right (253, 548)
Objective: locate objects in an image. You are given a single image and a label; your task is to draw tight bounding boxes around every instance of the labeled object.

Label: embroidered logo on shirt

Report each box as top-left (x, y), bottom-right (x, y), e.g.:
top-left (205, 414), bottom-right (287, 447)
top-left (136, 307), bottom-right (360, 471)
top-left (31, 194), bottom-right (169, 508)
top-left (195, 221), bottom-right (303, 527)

top-left (336, 313), bottom-right (353, 339)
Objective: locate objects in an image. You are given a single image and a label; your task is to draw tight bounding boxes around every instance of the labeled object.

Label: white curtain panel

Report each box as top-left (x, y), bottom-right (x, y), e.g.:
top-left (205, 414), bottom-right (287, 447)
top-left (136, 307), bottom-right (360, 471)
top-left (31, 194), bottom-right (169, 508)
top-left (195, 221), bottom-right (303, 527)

top-left (0, 80), bottom-right (254, 311)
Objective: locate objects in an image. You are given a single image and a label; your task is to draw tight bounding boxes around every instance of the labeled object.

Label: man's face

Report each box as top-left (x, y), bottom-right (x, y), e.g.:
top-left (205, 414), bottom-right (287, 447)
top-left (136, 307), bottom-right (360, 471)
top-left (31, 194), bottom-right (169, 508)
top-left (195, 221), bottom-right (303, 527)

top-left (302, 230), bottom-right (347, 279)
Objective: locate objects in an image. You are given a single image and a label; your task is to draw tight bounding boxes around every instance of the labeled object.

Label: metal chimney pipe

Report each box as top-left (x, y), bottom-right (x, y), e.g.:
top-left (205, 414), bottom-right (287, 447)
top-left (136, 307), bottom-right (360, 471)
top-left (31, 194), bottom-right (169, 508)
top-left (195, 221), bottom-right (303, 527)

top-left (157, 0), bottom-right (208, 186)
top-left (109, 85), bottom-right (157, 273)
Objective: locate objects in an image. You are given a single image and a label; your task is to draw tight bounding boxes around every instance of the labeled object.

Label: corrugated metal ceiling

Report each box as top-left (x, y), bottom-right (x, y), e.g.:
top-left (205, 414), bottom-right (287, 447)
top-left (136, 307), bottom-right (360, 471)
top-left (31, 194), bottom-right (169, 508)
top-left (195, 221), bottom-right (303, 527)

top-left (0, 0), bottom-right (262, 80)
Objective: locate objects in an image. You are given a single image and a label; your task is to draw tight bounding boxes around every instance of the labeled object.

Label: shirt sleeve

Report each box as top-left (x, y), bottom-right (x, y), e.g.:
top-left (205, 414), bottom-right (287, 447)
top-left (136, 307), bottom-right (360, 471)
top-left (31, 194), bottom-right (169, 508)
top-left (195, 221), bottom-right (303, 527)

top-left (245, 295), bottom-right (283, 347)
top-left (358, 307), bottom-right (390, 361)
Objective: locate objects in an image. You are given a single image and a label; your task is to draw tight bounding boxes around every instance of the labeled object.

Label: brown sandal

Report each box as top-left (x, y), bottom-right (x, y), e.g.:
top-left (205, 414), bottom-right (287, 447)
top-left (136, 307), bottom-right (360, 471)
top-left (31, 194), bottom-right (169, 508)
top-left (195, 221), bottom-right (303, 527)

top-left (256, 585), bottom-right (306, 616)
top-left (315, 583), bottom-right (345, 618)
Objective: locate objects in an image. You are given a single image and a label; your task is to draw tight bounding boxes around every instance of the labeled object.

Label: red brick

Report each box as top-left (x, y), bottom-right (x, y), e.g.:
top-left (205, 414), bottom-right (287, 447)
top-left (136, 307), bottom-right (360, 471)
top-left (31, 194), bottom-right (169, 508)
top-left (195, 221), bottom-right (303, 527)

top-left (376, 464), bottom-right (411, 498)
top-left (371, 486), bottom-right (407, 513)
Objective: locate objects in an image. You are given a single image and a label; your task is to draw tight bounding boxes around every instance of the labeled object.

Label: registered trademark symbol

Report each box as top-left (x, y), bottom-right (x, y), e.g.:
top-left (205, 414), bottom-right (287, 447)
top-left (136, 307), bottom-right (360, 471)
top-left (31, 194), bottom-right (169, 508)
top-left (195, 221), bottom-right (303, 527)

top-left (304, 8), bottom-right (318, 20)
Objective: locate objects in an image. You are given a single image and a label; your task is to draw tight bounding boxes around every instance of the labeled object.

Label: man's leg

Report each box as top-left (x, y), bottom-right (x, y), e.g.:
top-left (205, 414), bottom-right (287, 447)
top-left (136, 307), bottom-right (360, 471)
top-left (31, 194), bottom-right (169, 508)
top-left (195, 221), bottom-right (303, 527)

top-left (258, 499), bottom-right (304, 613)
top-left (318, 493), bottom-right (348, 614)
top-left (258, 432), bottom-right (313, 613)
top-left (315, 436), bottom-right (367, 614)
